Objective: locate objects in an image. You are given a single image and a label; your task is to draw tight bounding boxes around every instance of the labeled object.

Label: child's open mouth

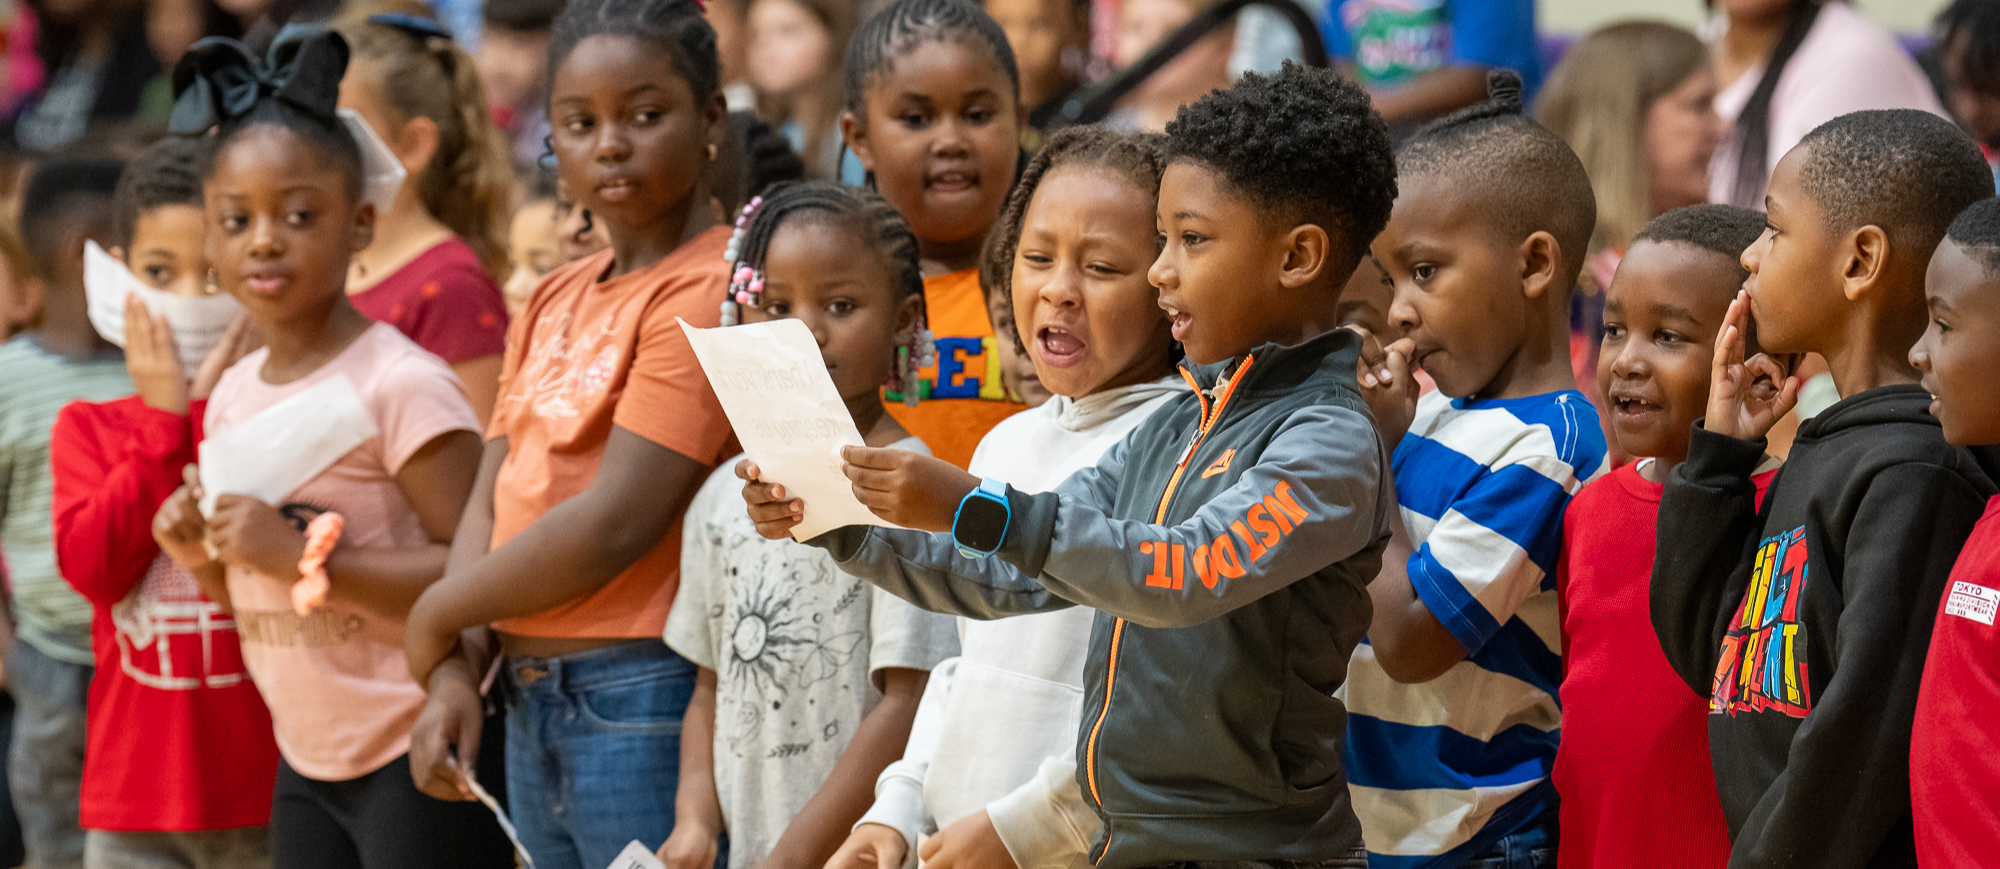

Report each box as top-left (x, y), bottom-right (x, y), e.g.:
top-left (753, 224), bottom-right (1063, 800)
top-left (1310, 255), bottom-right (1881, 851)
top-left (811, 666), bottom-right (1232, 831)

top-left (1036, 327), bottom-right (1086, 368)
top-left (927, 171), bottom-right (975, 193)
top-left (1613, 397), bottom-right (1663, 420)
top-left (1164, 306), bottom-right (1190, 341)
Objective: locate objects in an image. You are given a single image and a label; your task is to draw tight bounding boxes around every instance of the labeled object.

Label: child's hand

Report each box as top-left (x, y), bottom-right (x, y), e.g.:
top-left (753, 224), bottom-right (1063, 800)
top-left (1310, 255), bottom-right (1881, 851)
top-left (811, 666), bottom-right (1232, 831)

top-left (152, 466), bottom-right (214, 570)
top-left (407, 657), bottom-right (482, 802)
top-left (205, 494), bottom-right (306, 579)
top-left (1351, 327), bottom-right (1419, 451)
top-left (1706, 291), bottom-right (1800, 441)
top-left (840, 447), bottom-right (978, 533)
top-left (124, 294), bottom-right (189, 414)
top-left (657, 820), bottom-right (721, 869)
top-left (739, 459), bottom-right (806, 540)
top-left (916, 811), bottom-right (1016, 869)
top-left (824, 823), bottom-right (908, 869)
top-left (190, 313), bottom-right (260, 401)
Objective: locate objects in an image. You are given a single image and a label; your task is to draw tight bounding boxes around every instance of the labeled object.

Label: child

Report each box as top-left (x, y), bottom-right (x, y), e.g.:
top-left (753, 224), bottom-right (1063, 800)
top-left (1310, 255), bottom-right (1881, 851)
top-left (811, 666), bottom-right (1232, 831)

top-left (399, 1), bottom-right (738, 866)
top-left (976, 227), bottom-right (1049, 406)
top-left (0, 221), bottom-right (41, 340)
top-left (1909, 196), bottom-right (2000, 867)
top-left (1553, 204), bottom-right (1771, 869)
top-left (659, 182), bottom-right (958, 869)
top-left (337, 8), bottom-right (515, 424)
top-left (147, 27), bottom-right (510, 868)
top-left (982, 0), bottom-right (1087, 117)
top-left (1104, 0), bottom-right (1231, 134)
top-left (0, 156), bottom-right (134, 869)
top-left (747, 62), bottom-right (1399, 868)
top-left (504, 194), bottom-right (560, 316)
top-left (839, 0), bottom-right (1027, 470)
top-left (1651, 109), bottom-right (1997, 867)
top-left (50, 136), bottom-right (277, 869)
top-left (1348, 71), bottom-right (1607, 867)
top-left (825, 126), bottom-right (1179, 869)
top-left (1320, 0), bottom-right (1538, 129)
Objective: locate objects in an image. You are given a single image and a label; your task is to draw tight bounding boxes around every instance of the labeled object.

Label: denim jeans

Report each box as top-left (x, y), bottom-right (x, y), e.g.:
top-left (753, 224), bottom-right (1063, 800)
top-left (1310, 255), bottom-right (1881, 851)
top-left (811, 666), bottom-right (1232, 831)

top-left (504, 639), bottom-right (695, 869)
top-left (1460, 816), bottom-right (1556, 869)
top-left (9, 638), bottom-right (89, 869)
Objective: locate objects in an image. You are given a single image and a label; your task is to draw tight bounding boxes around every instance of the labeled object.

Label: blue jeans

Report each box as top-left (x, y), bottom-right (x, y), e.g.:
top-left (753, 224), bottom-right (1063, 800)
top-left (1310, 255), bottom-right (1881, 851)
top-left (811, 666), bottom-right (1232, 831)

top-left (1459, 816), bottom-right (1556, 869)
top-left (503, 639), bottom-right (694, 869)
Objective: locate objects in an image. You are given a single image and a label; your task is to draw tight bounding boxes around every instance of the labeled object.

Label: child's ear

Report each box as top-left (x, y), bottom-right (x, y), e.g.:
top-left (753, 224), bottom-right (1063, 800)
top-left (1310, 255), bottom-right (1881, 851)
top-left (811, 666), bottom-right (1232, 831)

top-left (1840, 225), bottom-right (1890, 302)
top-left (703, 92), bottom-right (728, 154)
top-left (395, 116), bottom-right (441, 177)
top-left (1519, 230), bottom-right (1562, 300)
top-left (893, 292), bottom-right (923, 344)
top-left (351, 202), bottom-right (377, 253)
top-left (841, 111), bottom-right (875, 175)
top-left (1276, 224), bottom-right (1330, 291)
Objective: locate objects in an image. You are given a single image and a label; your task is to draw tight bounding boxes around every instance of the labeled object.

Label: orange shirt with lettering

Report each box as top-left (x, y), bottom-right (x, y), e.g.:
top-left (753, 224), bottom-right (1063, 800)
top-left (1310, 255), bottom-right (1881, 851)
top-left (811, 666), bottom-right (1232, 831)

top-left (884, 268), bottom-right (1025, 469)
top-left (488, 230), bottom-right (734, 638)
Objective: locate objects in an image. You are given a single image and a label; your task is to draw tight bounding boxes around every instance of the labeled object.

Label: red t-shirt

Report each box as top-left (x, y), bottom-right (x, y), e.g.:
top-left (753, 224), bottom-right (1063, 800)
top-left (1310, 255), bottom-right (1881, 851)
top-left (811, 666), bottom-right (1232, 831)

top-left (1553, 460), bottom-right (1773, 869)
top-left (1912, 495), bottom-right (2000, 867)
top-left (349, 236), bottom-right (508, 364)
top-left (49, 395), bottom-right (279, 831)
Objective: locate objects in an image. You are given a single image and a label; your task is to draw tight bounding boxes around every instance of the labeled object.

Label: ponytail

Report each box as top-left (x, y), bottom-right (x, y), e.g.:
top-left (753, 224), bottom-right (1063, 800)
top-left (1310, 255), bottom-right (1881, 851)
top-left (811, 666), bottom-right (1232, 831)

top-left (337, 6), bottom-right (515, 276)
top-left (1727, 0), bottom-right (1822, 207)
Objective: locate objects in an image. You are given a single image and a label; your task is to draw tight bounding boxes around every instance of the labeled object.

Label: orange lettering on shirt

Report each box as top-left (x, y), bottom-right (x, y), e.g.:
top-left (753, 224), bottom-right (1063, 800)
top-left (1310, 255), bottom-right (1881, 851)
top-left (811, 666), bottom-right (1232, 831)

top-left (1271, 481), bottom-right (1309, 523)
top-left (1141, 541), bottom-right (1171, 588)
top-left (1170, 544), bottom-right (1186, 590)
top-left (1210, 534), bottom-right (1246, 581)
top-left (1247, 504), bottom-right (1283, 547)
top-left (1232, 519), bottom-right (1266, 562)
top-left (1262, 496), bottom-right (1297, 533)
top-left (1191, 543), bottom-right (1213, 589)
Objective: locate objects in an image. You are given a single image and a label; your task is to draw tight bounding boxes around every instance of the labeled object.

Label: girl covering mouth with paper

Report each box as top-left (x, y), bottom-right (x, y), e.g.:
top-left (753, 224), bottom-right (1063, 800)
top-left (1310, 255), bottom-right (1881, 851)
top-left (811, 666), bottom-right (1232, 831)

top-left (658, 180), bottom-right (959, 869)
top-left (147, 26), bottom-right (511, 868)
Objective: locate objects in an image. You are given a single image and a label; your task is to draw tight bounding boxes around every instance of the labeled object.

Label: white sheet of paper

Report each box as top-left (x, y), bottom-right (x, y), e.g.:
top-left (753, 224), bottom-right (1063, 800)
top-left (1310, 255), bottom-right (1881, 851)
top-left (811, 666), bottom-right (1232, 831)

top-left (197, 373), bottom-right (379, 516)
top-left (605, 841), bottom-right (665, 869)
top-left (338, 108), bottom-right (407, 217)
top-left (679, 317), bottom-right (899, 540)
top-left (83, 240), bottom-right (243, 372)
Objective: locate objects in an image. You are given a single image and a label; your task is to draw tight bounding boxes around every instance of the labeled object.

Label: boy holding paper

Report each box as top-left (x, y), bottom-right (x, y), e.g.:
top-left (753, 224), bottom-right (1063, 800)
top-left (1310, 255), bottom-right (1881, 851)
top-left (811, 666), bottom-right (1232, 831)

top-left (1, 156), bottom-right (134, 868)
top-left (50, 137), bottom-right (277, 868)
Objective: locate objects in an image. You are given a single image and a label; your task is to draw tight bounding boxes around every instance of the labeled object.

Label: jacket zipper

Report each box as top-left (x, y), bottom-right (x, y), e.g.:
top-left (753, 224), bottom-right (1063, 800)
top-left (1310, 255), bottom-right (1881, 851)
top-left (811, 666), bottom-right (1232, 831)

top-left (1086, 354), bottom-right (1256, 864)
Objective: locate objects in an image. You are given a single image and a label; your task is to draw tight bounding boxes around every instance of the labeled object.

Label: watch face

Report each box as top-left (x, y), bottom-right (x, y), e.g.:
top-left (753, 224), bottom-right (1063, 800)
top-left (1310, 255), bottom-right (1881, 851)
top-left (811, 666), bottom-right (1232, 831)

top-left (955, 495), bottom-right (1009, 552)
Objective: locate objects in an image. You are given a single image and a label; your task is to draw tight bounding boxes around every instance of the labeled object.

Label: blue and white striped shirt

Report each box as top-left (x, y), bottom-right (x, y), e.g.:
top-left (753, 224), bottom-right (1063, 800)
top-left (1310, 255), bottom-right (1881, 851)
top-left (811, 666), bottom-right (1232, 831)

top-left (1340, 389), bottom-right (1607, 868)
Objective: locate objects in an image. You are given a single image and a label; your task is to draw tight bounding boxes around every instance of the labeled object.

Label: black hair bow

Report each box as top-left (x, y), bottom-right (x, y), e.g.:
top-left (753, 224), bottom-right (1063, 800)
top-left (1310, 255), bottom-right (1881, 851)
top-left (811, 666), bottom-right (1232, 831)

top-left (168, 24), bottom-right (350, 135)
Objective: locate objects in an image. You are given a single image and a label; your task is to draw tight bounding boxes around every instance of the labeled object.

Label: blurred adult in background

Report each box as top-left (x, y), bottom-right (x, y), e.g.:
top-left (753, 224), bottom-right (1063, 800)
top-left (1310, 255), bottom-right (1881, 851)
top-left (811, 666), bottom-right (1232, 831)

top-left (984, 0), bottom-right (1088, 121)
top-left (477, 0), bottom-right (561, 170)
top-left (708, 0), bottom-right (756, 111)
top-left (1104, 0), bottom-right (1230, 132)
top-left (1320, 0), bottom-right (1539, 133)
top-left (1934, 0), bottom-right (2000, 184)
top-left (746, 0), bottom-right (853, 179)
top-left (1537, 19), bottom-right (1721, 464)
top-left (14, 0), bottom-right (165, 152)
top-left (1707, 0), bottom-right (1944, 207)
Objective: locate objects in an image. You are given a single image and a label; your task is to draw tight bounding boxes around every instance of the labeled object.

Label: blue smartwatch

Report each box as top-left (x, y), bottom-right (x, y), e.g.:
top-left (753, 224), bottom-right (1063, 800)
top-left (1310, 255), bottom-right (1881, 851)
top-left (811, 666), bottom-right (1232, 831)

top-left (952, 478), bottom-right (1011, 558)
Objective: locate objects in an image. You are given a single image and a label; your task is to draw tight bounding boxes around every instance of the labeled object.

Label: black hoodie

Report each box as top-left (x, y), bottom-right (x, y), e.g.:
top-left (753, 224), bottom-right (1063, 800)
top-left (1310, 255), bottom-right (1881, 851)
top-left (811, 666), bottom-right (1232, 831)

top-left (1651, 384), bottom-right (1995, 868)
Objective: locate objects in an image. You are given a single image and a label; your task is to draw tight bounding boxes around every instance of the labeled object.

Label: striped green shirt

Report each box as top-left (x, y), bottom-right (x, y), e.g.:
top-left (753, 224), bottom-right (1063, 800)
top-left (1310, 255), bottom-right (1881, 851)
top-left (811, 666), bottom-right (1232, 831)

top-left (0, 335), bottom-right (131, 664)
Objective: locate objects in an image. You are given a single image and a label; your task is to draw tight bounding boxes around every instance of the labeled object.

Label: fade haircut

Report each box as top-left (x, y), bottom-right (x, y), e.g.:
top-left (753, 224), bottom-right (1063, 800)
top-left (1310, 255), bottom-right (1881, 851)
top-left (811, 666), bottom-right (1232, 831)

top-left (1944, 196), bottom-right (2000, 276)
top-left (1632, 204), bottom-right (1767, 287)
top-left (1793, 109), bottom-right (1994, 256)
top-left (111, 136), bottom-right (207, 250)
top-left (1163, 61), bottom-right (1396, 281)
top-left (1398, 69), bottom-right (1597, 288)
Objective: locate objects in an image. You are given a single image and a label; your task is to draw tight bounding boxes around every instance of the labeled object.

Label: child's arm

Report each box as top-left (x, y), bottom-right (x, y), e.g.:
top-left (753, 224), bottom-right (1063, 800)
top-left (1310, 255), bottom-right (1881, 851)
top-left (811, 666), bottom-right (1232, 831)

top-left (780, 405), bottom-right (1388, 628)
top-left (658, 667), bottom-right (723, 869)
top-left (406, 427), bottom-right (714, 678)
top-left (50, 402), bottom-right (195, 607)
top-left (1725, 463), bottom-right (1986, 867)
top-left (204, 429), bottom-right (484, 613)
top-left (1651, 296), bottom-right (1800, 689)
top-left (831, 658), bottom-right (959, 869)
top-left (760, 668), bottom-right (929, 869)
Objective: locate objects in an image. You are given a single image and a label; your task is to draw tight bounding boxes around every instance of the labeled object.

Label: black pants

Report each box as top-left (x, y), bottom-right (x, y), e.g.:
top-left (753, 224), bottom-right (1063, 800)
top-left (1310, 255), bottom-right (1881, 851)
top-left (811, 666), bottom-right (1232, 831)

top-left (270, 732), bottom-right (513, 869)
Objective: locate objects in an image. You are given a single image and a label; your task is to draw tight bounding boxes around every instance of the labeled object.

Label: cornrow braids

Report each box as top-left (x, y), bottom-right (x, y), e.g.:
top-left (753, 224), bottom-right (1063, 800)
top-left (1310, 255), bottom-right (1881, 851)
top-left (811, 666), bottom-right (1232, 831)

top-left (547, 0), bottom-right (718, 103)
top-left (986, 126), bottom-right (1168, 336)
top-left (112, 136), bottom-right (207, 249)
top-left (339, 7), bottom-right (516, 275)
top-left (843, 0), bottom-right (1018, 118)
top-left (719, 180), bottom-right (925, 322)
top-left (1398, 69), bottom-right (1597, 288)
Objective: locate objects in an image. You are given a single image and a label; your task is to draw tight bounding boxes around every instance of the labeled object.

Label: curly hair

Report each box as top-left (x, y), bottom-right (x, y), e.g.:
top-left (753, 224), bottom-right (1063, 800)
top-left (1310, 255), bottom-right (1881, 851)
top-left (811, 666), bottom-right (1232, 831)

top-left (1632, 204), bottom-right (1767, 287)
top-left (982, 125), bottom-right (1167, 346)
top-left (728, 180), bottom-right (926, 308)
top-left (843, 0), bottom-right (1018, 118)
top-left (547, 0), bottom-right (717, 102)
top-left (1163, 61), bottom-right (1396, 280)
top-left (1948, 196), bottom-right (2000, 275)
top-left (1795, 109), bottom-right (1994, 257)
top-left (112, 136), bottom-right (206, 250)
top-left (1399, 69), bottom-right (1598, 288)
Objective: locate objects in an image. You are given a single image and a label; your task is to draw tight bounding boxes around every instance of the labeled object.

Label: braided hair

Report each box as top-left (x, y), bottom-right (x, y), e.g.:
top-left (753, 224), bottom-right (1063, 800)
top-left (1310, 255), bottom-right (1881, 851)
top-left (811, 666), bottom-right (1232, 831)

top-left (546, 0), bottom-right (718, 103)
top-left (843, 0), bottom-right (1018, 118)
top-left (338, 7), bottom-right (515, 275)
top-left (1398, 69), bottom-right (1597, 288)
top-left (985, 125), bottom-right (1168, 351)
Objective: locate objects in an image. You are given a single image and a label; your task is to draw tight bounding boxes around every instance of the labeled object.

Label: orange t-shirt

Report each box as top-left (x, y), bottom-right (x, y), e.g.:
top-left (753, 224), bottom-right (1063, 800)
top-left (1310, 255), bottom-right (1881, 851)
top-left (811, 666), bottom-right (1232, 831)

top-left (488, 229), bottom-right (734, 638)
top-left (884, 268), bottom-right (1025, 468)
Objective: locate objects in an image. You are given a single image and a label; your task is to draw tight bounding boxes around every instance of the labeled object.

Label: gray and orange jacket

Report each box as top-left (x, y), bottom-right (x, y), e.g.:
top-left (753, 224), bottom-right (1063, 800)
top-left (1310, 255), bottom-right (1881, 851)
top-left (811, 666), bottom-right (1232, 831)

top-left (810, 329), bottom-right (1392, 868)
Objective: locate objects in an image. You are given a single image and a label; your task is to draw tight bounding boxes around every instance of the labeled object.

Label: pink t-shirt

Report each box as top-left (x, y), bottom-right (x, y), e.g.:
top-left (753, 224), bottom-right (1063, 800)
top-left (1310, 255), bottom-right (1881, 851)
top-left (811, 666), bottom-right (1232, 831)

top-left (204, 323), bottom-right (479, 781)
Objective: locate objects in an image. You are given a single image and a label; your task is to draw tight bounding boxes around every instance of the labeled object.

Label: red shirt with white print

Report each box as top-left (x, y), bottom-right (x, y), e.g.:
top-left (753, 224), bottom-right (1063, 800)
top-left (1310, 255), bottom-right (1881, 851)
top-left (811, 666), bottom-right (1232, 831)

top-left (1912, 495), bottom-right (2000, 867)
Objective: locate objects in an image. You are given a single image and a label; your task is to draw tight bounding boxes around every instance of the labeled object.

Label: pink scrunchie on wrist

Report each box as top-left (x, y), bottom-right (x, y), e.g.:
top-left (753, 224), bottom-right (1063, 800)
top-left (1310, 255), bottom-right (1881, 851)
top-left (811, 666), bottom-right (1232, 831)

top-left (293, 512), bottom-right (345, 616)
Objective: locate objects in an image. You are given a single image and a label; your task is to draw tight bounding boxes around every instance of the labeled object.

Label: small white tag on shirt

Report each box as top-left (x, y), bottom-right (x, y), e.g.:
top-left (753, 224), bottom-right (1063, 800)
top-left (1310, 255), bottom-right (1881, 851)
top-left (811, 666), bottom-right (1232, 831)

top-left (1945, 580), bottom-right (1999, 626)
top-left (605, 841), bottom-right (666, 869)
